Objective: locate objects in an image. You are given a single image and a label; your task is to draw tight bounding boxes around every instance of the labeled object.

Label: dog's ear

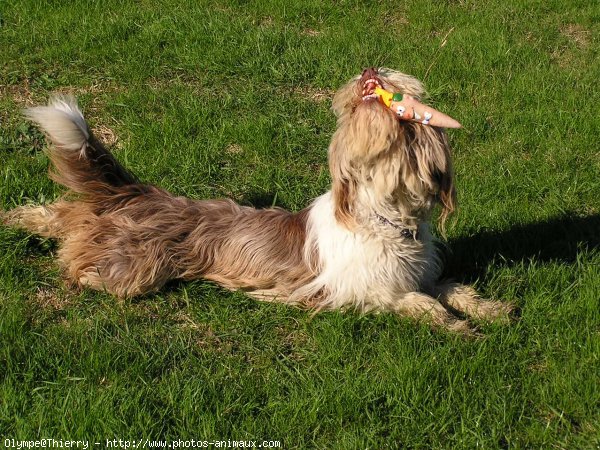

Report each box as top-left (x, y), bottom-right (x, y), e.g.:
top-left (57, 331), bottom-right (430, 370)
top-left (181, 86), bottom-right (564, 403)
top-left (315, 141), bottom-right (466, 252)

top-left (328, 134), bottom-right (358, 230)
top-left (436, 161), bottom-right (456, 232)
top-left (404, 126), bottom-right (456, 231)
top-left (332, 175), bottom-right (358, 230)
top-left (331, 76), bottom-right (360, 119)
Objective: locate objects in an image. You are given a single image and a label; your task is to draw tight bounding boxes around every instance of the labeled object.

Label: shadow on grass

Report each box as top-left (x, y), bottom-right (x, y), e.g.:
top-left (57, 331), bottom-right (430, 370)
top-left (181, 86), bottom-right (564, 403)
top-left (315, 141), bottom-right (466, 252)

top-left (241, 191), bottom-right (290, 209)
top-left (443, 213), bottom-right (600, 282)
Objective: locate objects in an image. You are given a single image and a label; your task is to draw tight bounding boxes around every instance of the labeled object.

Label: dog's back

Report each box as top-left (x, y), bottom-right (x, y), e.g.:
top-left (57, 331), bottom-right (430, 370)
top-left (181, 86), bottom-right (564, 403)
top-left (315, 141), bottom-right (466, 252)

top-left (4, 96), bottom-right (314, 299)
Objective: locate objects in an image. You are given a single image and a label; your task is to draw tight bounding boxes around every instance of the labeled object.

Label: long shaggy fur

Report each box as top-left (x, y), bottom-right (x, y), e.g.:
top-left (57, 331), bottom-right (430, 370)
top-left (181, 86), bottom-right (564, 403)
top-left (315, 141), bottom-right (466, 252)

top-left (4, 69), bottom-right (513, 332)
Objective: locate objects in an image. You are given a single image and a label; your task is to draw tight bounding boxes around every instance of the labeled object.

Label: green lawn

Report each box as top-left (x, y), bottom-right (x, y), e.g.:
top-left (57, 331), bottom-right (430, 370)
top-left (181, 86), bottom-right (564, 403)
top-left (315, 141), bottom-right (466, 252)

top-left (1, 0), bottom-right (599, 448)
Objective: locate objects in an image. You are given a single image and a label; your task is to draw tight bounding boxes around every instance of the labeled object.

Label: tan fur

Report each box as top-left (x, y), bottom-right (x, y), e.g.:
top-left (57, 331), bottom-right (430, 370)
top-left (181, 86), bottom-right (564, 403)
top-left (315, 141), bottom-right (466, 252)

top-left (35, 191), bottom-right (312, 298)
top-left (330, 69), bottom-right (455, 233)
top-left (432, 282), bottom-right (514, 323)
top-left (3, 70), bottom-right (513, 332)
top-left (388, 292), bottom-right (471, 333)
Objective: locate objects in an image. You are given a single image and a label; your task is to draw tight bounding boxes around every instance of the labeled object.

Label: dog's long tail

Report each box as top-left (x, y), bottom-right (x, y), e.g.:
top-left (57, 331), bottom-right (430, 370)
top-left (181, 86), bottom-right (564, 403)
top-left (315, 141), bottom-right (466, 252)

top-left (25, 95), bottom-right (138, 194)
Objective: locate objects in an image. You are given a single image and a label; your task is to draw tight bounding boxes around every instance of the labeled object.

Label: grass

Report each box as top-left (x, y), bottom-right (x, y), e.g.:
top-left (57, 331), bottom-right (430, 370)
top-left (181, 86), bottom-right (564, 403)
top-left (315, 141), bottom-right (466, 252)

top-left (1, 0), bottom-right (599, 447)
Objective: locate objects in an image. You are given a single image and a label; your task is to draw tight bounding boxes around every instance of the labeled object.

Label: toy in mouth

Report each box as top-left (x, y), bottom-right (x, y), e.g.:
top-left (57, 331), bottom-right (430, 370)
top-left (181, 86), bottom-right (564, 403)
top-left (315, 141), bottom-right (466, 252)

top-left (359, 70), bottom-right (462, 129)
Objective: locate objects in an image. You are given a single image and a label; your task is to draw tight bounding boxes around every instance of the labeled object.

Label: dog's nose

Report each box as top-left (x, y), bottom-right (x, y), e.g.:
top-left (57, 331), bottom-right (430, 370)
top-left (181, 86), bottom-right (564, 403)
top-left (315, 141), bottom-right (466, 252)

top-left (360, 67), bottom-right (379, 83)
top-left (360, 68), bottom-right (382, 97)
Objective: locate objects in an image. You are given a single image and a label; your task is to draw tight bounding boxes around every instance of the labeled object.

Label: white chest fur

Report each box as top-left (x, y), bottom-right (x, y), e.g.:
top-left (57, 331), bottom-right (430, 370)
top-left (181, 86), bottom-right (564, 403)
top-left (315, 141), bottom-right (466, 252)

top-left (297, 193), bottom-right (441, 311)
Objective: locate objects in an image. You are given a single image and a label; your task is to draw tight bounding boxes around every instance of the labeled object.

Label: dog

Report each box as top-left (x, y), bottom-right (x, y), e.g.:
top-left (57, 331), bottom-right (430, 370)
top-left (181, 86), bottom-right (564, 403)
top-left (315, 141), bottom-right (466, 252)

top-left (4, 68), bottom-right (512, 332)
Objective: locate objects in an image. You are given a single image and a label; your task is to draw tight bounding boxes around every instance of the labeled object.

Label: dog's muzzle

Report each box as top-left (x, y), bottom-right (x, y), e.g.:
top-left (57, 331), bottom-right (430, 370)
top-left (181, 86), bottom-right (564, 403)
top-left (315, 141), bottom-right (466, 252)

top-left (360, 67), bottom-right (383, 101)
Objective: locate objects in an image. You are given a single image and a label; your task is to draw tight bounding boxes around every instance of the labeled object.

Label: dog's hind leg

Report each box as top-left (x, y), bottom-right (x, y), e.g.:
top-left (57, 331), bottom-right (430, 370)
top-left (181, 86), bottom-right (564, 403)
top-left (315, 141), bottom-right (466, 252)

top-left (3, 204), bottom-right (61, 237)
top-left (3, 205), bottom-right (51, 233)
top-left (392, 292), bottom-right (472, 333)
top-left (55, 209), bottom-right (185, 298)
top-left (3, 200), bottom-right (92, 240)
top-left (431, 282), bottom-right (514, 323)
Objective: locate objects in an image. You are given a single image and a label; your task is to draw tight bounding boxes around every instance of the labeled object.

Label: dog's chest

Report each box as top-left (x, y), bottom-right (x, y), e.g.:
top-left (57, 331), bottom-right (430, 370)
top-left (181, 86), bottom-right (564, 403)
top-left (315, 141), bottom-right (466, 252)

top-left (307, 194), bottom-right (438, 308)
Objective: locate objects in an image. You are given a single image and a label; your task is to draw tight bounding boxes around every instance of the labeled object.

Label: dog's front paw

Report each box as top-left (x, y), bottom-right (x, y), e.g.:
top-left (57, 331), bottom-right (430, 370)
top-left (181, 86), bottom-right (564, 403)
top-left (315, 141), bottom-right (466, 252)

top-left (469, 299), bottom-right (517, 324)
top-left (433, 282), bottom-right (517, 324)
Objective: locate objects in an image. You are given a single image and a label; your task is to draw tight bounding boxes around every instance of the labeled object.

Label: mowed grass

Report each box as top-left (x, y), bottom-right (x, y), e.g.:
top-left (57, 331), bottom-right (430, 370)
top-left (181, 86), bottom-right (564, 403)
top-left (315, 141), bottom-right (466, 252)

top-left (1, 0), bottom-right (599, 447)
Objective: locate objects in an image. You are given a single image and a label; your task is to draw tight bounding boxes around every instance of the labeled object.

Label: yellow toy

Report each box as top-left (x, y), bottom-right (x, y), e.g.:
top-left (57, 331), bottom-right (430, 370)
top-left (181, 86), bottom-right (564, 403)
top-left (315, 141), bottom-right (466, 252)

top-left (374, 87), bottom-right (395, 107)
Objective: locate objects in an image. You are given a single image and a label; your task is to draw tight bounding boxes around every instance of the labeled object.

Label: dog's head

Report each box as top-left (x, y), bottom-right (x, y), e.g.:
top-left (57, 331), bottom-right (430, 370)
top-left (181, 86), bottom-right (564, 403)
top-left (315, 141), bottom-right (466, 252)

top-left (329, 68), bottom-right (456, 231)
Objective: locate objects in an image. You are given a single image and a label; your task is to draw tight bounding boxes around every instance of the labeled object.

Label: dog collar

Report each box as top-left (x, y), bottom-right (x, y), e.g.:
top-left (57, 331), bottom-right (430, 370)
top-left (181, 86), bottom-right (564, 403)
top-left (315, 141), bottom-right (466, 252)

top-left (375, 214), bottom-right (419, 240)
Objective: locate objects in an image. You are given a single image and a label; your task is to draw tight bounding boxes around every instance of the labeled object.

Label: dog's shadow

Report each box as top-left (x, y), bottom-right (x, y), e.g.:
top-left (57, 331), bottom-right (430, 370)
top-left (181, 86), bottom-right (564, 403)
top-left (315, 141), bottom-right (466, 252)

top-left (442, 213), bottom-right (599, 283)
top-left (241, 191), bottom-right (289, 209)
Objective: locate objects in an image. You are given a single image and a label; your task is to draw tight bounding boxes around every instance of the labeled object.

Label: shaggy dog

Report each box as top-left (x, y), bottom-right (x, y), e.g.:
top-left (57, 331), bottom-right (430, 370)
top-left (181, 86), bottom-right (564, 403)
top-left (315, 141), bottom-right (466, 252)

top-left (4, 68), bottom-right (512, 332)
